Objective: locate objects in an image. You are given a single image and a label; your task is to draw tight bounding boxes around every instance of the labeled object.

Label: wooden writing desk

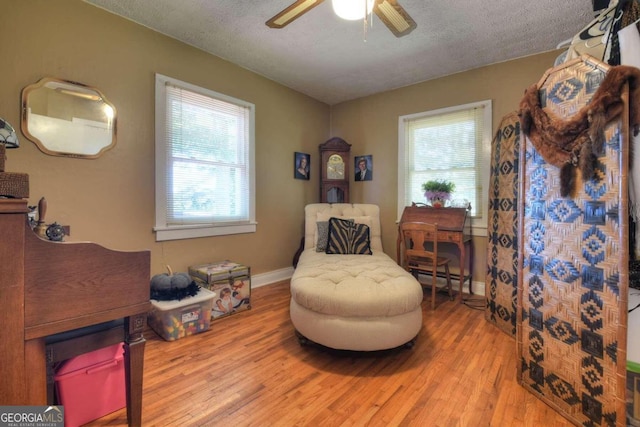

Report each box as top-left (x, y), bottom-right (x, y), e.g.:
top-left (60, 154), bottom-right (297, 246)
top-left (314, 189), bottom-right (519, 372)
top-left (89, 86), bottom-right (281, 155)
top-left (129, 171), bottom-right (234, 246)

top-left (0, 199), bottom-right (150, 426)
top-left (397, 204), bottom-right (473, 302)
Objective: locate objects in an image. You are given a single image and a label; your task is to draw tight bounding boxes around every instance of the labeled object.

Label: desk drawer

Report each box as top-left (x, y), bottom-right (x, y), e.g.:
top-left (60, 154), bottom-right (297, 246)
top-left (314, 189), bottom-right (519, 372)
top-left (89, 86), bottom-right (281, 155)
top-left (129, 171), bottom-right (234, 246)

top-left (440, 232), bottom-right (460, 243)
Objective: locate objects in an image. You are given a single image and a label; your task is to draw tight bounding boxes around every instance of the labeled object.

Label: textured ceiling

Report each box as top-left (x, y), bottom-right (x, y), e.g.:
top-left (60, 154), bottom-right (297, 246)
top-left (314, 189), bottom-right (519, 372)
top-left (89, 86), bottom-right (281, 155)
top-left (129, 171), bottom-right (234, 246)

top-left (84, 0), bottom-right (597, 105)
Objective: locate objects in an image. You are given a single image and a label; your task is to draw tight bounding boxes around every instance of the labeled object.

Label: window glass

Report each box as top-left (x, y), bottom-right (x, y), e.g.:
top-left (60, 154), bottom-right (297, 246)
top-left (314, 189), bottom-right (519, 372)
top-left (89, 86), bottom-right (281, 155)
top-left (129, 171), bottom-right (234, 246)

top-left (398, 100), bottom-right (492, 231)
top-left (155, 74), bottom-right (255, 241)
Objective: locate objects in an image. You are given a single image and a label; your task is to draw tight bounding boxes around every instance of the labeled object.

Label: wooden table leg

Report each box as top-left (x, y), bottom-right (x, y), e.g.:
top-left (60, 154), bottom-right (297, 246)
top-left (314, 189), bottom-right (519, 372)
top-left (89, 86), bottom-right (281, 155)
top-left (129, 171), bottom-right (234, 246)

top-left (124, 314), bottom-right (146, 427)
top-left (467, 239), bottom-right (474, 295)
top-left (25, 338), bottom-right (47, 404)
top-left (458, 240), bottom-right (465, 303)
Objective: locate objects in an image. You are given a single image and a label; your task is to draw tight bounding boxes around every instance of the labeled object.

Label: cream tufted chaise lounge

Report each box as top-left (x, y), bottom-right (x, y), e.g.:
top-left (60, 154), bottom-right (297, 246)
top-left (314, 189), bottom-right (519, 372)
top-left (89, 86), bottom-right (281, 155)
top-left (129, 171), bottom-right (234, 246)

top-left (290, 203), bottom-right (424, 351)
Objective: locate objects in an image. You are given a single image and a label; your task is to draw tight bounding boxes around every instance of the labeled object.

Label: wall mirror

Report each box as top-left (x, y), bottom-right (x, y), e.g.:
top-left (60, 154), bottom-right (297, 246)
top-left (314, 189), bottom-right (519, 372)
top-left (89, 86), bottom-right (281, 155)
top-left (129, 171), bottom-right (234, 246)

top-left (21, 77), bottom-right (117, 158)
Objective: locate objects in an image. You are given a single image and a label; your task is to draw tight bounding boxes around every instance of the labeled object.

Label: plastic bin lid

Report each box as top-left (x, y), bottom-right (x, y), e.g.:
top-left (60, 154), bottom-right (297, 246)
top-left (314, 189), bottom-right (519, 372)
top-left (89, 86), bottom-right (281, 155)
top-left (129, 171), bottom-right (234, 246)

top-left (151, 287), bottom-right (216, 310)
top-left (55, 342), bottom-right (124, 377)
top-left (628, 360), bottom-right (640, 373)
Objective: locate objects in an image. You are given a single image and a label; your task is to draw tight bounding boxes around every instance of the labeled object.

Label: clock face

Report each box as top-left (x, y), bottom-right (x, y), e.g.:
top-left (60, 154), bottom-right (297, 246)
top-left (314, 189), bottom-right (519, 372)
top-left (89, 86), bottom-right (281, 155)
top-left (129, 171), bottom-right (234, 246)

top-left (327, 154), bottom-right (345, 180)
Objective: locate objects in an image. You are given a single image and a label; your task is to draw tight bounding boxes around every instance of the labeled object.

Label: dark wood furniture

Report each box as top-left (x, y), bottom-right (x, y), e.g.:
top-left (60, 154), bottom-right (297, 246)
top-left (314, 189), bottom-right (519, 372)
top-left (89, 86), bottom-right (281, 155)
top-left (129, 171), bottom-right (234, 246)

top-left (397, 204), bottom-right (472, 303)
top-left (0, 198), bottom-right (150, 426)
top-left (319, 137), bottom-right (351, 203)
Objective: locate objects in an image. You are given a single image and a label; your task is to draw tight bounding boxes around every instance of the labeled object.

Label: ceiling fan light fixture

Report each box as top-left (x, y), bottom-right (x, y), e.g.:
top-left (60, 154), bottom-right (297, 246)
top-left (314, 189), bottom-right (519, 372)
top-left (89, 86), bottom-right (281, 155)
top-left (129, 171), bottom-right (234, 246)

top-left (332, 0), bottom-right (374, 21)
top-left (266, 0), bottom-right (416, 38)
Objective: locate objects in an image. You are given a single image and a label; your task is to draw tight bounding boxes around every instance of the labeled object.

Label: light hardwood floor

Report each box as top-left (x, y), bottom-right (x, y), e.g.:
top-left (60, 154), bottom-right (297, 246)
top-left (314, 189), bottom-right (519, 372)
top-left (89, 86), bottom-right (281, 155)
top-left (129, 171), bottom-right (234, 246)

top-left (88, 281), bottom-right (571, 426)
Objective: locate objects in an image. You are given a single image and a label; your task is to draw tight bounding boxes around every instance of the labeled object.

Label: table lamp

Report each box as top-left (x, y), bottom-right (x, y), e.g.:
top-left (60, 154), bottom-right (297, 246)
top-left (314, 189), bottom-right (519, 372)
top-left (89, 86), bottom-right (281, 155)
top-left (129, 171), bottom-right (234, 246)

top-left (0, 117), bottom-right (29, 198)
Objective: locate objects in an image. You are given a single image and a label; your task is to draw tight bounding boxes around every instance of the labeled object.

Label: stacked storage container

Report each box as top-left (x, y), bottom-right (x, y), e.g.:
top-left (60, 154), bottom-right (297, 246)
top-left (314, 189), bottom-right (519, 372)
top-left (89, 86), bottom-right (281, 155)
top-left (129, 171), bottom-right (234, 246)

top-left (188, 260), bottom-right (251, 319)
top-left (148, 287), bottom-right (216, 341)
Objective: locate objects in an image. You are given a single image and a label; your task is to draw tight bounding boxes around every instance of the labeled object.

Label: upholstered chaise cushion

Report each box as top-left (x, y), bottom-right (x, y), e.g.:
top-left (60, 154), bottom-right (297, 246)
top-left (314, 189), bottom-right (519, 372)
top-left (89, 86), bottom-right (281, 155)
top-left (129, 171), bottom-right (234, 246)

top-left (291, 251), bottom-right (422, 317)
top-left (307, 205), bottom-right (379, 252)
top-left (291, 203), bottom-right (424, 351)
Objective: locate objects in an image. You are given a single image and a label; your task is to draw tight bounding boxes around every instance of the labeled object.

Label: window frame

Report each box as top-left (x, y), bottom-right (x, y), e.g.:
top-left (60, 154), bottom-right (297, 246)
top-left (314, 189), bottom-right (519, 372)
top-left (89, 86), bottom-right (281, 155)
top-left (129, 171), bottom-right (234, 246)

top-left (154, 74), bottom-right (256, 242)
top-left (397, 100), bottom-right (492, 234)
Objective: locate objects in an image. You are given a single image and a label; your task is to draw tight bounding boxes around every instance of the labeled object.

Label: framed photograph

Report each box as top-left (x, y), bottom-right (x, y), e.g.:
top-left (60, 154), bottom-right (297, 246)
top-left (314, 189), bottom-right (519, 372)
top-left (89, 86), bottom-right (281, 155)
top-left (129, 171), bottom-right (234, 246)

top-left (294, 152), bottom-right (310, 180)
top-left (355, 155), bottom-right (372, 181)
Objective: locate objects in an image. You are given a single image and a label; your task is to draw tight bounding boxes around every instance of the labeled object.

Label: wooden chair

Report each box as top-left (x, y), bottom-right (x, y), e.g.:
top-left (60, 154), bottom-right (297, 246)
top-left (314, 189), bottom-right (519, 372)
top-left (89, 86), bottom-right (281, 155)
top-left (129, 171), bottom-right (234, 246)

top-left (400, 221), bottom-right (453, 310)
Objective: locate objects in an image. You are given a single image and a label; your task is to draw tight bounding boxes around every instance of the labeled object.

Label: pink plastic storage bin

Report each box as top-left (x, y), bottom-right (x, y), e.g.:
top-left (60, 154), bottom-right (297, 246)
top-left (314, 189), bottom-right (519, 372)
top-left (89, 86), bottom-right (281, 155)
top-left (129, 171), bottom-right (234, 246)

top-left (54, 342), bottom-right (126, 427)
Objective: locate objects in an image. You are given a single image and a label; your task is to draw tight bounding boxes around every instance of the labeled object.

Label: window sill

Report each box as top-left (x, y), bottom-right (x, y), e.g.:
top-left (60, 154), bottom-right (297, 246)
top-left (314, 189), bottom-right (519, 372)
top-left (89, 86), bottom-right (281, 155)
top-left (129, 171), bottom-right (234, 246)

top-left (154, 222), bottom-right (257, 241)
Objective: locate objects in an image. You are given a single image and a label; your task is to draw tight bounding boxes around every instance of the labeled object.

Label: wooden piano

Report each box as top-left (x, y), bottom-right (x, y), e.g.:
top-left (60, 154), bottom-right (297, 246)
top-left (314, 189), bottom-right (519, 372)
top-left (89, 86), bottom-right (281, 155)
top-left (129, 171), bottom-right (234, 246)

top-left (0, 198), bottom-right (150, 426)
top-left (397, 204), bottom-right (473, 302)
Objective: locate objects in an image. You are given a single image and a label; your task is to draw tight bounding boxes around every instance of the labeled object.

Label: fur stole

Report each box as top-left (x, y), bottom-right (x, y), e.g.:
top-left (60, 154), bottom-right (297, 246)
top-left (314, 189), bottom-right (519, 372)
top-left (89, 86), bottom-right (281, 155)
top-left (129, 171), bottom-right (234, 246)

top-left (518, 65), bottom-right (640, 197)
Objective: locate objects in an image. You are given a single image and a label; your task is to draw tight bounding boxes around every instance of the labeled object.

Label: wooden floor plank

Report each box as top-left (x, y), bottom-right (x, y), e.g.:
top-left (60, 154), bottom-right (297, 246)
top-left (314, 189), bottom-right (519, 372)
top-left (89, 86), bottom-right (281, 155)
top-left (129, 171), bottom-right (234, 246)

top-left (83, 281), bottom-right (571, 426)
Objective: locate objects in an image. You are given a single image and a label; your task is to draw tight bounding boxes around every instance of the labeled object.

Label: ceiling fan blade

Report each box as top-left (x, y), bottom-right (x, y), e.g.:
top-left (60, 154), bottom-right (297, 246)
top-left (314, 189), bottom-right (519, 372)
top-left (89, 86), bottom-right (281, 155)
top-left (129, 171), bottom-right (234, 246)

top-left (374, 0), bottom-right (417, 37)
top-left (266, 0), bottom-right (325, 29)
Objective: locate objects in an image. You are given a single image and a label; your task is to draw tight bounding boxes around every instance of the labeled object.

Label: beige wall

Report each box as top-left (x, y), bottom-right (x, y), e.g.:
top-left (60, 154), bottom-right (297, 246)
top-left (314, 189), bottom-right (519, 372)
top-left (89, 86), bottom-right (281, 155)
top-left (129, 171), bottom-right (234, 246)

top-left (1, 0), bottom-right (329, 277)
top-left (330, 51), bottom-right (562, 281)
top-left (2, 0), bottom-right (562, 283)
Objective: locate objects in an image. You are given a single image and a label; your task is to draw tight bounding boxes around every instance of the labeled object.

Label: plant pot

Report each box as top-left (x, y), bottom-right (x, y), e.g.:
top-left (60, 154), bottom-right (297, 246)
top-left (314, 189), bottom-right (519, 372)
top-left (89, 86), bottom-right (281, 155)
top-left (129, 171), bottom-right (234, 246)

top-left (428, 197), bottom-right (447, 208)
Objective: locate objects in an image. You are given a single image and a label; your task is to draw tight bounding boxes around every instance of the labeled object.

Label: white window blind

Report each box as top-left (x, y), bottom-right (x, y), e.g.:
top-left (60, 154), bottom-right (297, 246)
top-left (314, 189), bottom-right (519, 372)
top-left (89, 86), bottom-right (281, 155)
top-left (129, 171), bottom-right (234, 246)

top-left (398, 100), bottom-right (491, 230)
top-left (155, 74), bottom-right (256, 241)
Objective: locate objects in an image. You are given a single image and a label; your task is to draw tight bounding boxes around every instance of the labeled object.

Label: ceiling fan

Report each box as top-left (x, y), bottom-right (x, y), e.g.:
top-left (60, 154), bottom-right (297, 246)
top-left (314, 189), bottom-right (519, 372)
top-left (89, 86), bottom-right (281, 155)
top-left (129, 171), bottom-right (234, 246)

top-left (266, 0), bottom-right (417, 38)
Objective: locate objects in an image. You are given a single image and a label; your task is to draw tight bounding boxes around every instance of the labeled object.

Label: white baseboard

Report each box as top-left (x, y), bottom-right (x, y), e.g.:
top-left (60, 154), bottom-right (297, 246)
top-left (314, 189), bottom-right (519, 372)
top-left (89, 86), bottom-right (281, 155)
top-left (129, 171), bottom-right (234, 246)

top-left (467, 280), bottom-right (485, 296)
top-left (416, 273), bottom-right (485, 297)
top-left (250, 267), bottom-right (485, 296)
top-left (251, 267), bottom-right (294, 288)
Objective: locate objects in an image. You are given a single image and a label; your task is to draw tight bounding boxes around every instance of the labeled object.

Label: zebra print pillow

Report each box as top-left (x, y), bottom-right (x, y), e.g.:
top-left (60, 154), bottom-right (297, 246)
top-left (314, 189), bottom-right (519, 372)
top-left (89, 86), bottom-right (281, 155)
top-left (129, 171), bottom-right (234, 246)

top-left (325, 217), bottom-right (372, 255)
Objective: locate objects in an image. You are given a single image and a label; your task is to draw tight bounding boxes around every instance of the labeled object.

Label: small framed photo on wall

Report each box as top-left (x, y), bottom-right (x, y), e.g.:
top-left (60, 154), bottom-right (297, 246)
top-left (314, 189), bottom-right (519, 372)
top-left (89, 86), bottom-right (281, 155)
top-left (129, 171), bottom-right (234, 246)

top-left (294, 152), bottom-right (310, 180)
top-left (355, 155), bottom-right (372, 181)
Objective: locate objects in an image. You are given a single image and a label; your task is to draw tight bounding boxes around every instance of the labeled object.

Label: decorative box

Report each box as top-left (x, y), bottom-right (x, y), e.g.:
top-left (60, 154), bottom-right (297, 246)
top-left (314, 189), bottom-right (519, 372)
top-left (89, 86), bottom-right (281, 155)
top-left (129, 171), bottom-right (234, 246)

top-left (147, 287), bottom-right (215, 341)
top-left (188, 260), bottom-right (251, 320)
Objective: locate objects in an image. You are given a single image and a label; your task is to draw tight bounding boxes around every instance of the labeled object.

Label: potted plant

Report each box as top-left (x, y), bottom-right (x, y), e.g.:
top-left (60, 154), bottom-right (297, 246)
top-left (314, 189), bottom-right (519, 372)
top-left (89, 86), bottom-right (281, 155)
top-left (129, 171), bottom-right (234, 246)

top-left (422, 179), bottom-right (455, 208)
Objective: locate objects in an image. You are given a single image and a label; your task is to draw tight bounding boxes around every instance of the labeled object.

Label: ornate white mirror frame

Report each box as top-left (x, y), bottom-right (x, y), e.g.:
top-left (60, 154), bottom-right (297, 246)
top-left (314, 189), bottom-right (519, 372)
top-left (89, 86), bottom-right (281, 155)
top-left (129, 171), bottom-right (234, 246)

top-left (21, 77), bottom-right (117, 159)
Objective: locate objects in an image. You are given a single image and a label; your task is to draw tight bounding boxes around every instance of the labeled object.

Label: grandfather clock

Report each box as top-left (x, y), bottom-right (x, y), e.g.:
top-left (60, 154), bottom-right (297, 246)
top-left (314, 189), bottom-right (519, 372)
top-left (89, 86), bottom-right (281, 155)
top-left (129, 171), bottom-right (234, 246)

top-left (319, 137), bottom-right (350, 203)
